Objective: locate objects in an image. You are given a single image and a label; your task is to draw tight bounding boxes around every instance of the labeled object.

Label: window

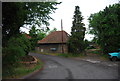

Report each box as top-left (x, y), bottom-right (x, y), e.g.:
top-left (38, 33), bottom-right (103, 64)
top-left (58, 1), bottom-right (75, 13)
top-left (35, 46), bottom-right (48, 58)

top-left (50, 48), bottom-right (57, 51)
top-left (41, 49), bottom-right (44, 52)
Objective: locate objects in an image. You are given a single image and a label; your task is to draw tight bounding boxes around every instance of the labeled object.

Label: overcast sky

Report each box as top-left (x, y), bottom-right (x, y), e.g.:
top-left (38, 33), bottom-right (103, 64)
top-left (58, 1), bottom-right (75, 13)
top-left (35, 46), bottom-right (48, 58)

top-left (21, 0), bottom-right (119, 41)
top-left (48, 0), bottom-right (119, 41)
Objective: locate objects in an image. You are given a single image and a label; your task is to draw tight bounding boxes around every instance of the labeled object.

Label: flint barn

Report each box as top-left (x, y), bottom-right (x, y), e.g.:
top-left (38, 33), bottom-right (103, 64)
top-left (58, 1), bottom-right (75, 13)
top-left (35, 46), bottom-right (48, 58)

top-left (36, 31), bottom-right (69, 53)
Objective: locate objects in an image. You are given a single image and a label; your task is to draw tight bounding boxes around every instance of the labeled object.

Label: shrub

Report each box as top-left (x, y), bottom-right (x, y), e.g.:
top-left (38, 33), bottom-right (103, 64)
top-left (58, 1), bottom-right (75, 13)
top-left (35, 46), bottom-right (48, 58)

top-left (2, 47), bottom-right (25, 77)
top-left (7, 35), bottom-right (32, 55)
top-left (2, 35), bottom-right (32, 76)
top-left (3, 35), bottom-right (32, 65)
top-left (3, 47), bottom-right (25, 65)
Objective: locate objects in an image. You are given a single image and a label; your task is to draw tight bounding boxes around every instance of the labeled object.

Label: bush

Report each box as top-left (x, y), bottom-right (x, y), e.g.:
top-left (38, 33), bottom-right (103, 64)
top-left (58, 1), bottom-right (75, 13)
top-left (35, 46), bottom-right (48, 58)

top-left (3, 47), bottom-right (25, 66)
top-left (2, 47), bottom-right (25, 77)
top-left (7, 35), bottom-right (32, 55)
top-left (2, 35), bottom-right (32, 77)
top-left (3, 35), bottom-right (32, 65)
top-left (68, 39), bottom-right (87, 54)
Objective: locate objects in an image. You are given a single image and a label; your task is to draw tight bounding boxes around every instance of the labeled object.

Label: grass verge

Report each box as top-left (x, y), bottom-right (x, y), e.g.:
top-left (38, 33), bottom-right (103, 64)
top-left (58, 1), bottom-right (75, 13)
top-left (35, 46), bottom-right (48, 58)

top-left (3, 59), bottom-right (43, 79)
top-left (33, 51), bottom-right (86, 58)
top-left (57, 53), bottom-right (86, 58)
top-left (99, 54), bottom-right (109, 61)
top-left (89, 49), bottom-right (109, 60)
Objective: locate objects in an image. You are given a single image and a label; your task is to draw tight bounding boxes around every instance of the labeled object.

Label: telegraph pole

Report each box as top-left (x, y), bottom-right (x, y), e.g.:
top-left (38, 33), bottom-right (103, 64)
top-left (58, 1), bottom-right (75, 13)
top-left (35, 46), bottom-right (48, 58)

top-left (61, 19), bottom-right (64, 53)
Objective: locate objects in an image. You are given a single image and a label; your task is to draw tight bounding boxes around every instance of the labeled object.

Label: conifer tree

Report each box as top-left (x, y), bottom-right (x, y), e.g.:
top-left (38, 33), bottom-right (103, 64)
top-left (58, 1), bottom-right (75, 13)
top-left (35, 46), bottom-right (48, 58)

top-left (68, 6), bottom-right (86, 54)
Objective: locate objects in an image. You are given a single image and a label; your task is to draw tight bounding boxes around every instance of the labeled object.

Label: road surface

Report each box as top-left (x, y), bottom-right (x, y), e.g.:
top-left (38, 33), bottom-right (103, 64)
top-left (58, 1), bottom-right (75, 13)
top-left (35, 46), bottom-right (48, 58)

top-left (29, 53), bottom-right (118, 79)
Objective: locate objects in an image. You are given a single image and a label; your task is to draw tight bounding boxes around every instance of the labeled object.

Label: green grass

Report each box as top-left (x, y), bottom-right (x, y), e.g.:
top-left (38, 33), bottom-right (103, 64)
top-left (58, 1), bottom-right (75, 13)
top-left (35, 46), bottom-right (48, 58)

top-left (3, 59), bottom-right (43, 79)
top-left (57, 53), bottom-right (69, 57)
top-left (89, 50), bottom-right (100, 54)
top-left (88, 49), bottom-right (109, 60)
top-left (32, 51), bottom-right (57, 56)
top-left (100, 54), bottom-right (109, 60)
top-left (33, 51), bottom-right (86, 58)
top-left (57, 53), bottom-right (86, 58)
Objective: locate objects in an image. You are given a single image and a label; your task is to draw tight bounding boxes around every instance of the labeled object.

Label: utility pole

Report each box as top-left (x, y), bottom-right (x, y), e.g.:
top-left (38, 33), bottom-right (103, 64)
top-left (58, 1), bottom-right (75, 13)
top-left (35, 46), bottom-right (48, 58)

top-left (61, 19), bottom-right (64, 53)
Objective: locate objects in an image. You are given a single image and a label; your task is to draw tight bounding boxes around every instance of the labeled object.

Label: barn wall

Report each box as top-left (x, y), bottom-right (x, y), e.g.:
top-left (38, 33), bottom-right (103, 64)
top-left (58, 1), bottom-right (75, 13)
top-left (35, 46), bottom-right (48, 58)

top-left (36, 43), bottom-right (68, 53)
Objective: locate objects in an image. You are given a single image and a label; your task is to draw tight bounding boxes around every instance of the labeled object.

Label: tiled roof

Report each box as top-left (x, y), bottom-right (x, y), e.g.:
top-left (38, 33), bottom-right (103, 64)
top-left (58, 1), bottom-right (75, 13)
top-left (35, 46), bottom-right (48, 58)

top-left (38, 31), bottom-right (69, 44)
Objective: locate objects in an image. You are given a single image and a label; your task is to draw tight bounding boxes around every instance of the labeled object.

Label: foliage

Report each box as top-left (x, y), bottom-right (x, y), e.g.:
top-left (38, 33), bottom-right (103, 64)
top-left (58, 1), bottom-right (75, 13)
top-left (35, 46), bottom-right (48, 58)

top-left (3, 35), bottom-right (31, 65)
top-left (2, 2), bottom-right (60, 76)
top-left (29, 26), bottom-right (38, 50)
top-left (68, 6), bottom-right (86, 54)
top-left (2, 2), bottom-right (24, 47)
top-left (2, 2), bottom-right (61, 47)
top-left (88, 3), bottom-right (120, 54)
top-left (57, 53), bottom-right (68, 58)
top-left (29, 25), bottom-right (57, 50)
top-left (48, 27), bottom-right (57, 34)
top-left (29, 25), bottom-right (47, 50)
top-left (23, 2), bottom-right (61, 26)
top-left (2, 35), bottom-right (32, 77)
top-left (84, 39), bottom-right (90, 49)
top-left (57, 53), bottom-right (85, 58)
top-left (2, 46), bottom-right (25, 77)
top-left (3, 47), bottom-right (25, 66)
top-left (89, 50), bottom-right (100, 54)
top-left (7, 35), bottom-right (32, 55)
top-left (3, 59), bottom-right (43, 79)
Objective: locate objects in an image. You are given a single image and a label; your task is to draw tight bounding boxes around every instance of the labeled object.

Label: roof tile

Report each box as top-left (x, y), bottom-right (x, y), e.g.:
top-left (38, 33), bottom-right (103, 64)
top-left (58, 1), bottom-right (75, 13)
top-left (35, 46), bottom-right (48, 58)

top-left (38, 31), bottom-right (69, 44)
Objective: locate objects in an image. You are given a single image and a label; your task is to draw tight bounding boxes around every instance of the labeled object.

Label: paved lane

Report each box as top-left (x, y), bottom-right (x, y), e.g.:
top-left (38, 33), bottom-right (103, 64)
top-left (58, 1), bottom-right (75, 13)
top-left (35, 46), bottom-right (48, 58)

top-left (29, 53), bottom-right (118, 79)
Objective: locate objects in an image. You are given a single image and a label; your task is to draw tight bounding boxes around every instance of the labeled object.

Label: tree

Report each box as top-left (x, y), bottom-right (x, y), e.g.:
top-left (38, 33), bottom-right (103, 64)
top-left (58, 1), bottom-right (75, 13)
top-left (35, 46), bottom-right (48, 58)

top-left (29, 25), bottom-right (47, 50)
top-left (2, 2), bottom-right (61, 75)
top-left (68, 6), bottom-right (86, 54)
top-left (88, 3), bottom-right (120, 54)
top-left (48, 27), bottom-right (57, 34)
top-left (2, 2), bottom-right (61, 47)
top-left (2, 2), bottom-right (24, 47)
top-left (29, 26), bottom-right (58, 50)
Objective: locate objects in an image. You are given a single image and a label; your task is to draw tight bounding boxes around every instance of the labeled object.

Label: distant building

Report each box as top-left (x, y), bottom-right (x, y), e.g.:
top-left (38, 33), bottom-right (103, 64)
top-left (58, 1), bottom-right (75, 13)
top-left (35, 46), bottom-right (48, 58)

top-left (36, 31), bottom-right (69, 53)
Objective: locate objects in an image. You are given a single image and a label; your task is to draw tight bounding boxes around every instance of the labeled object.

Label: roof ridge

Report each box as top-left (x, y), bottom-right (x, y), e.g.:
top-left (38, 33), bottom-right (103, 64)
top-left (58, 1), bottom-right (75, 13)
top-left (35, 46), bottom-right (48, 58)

top-left (38, 30), bottom-right (69, 44)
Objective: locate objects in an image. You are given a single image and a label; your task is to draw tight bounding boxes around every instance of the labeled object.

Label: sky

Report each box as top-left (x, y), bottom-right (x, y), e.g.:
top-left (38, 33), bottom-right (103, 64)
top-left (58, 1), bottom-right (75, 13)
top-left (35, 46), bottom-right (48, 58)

top-left (21, 0), bottom-right (119, 41)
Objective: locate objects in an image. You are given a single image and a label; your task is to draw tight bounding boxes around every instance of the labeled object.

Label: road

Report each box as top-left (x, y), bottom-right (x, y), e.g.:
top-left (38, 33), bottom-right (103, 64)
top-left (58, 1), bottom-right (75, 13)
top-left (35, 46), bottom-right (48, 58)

top-left (29, 53), bottom-right (118, 79)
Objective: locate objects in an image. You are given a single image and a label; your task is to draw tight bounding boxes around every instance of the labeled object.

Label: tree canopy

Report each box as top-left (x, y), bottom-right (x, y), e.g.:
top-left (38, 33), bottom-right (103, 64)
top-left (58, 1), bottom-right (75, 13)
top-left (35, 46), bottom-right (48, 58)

top-left (2, 2), bottom-right (60, 75)
top-left (88, 3), bottom-right (120, 54)
top-left (2, 2), bottom-right (61, 47)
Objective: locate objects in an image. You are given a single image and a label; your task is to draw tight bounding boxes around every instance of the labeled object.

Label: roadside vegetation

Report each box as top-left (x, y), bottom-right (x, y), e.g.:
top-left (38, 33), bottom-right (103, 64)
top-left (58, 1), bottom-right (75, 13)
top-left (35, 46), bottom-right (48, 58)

top-left (57, 53), bottom-right (86, 58)
top-left (88, 3), bottom-right (120, 54)
top-left (34, 51), bottom-right (86, 58)
top-left (2, 2), bottom-right (60, 78)
top-left (3, 59), bottom-right (43, 79)
top-left (68, 3), bottom-right (120, 57)
top-left (87, 49), bottom-right (109, 60)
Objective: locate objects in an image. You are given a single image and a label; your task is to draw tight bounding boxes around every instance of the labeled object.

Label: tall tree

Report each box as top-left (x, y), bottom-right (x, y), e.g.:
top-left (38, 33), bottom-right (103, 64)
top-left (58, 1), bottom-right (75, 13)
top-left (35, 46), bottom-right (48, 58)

top-left (29, 25), bottom-right (47, 50)
top-left (68, 6), bottom-right (86, 54)
top-left (2, 2), bottom-right (61, 47)
top-left (88, 3), bottom-right (120, 54)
